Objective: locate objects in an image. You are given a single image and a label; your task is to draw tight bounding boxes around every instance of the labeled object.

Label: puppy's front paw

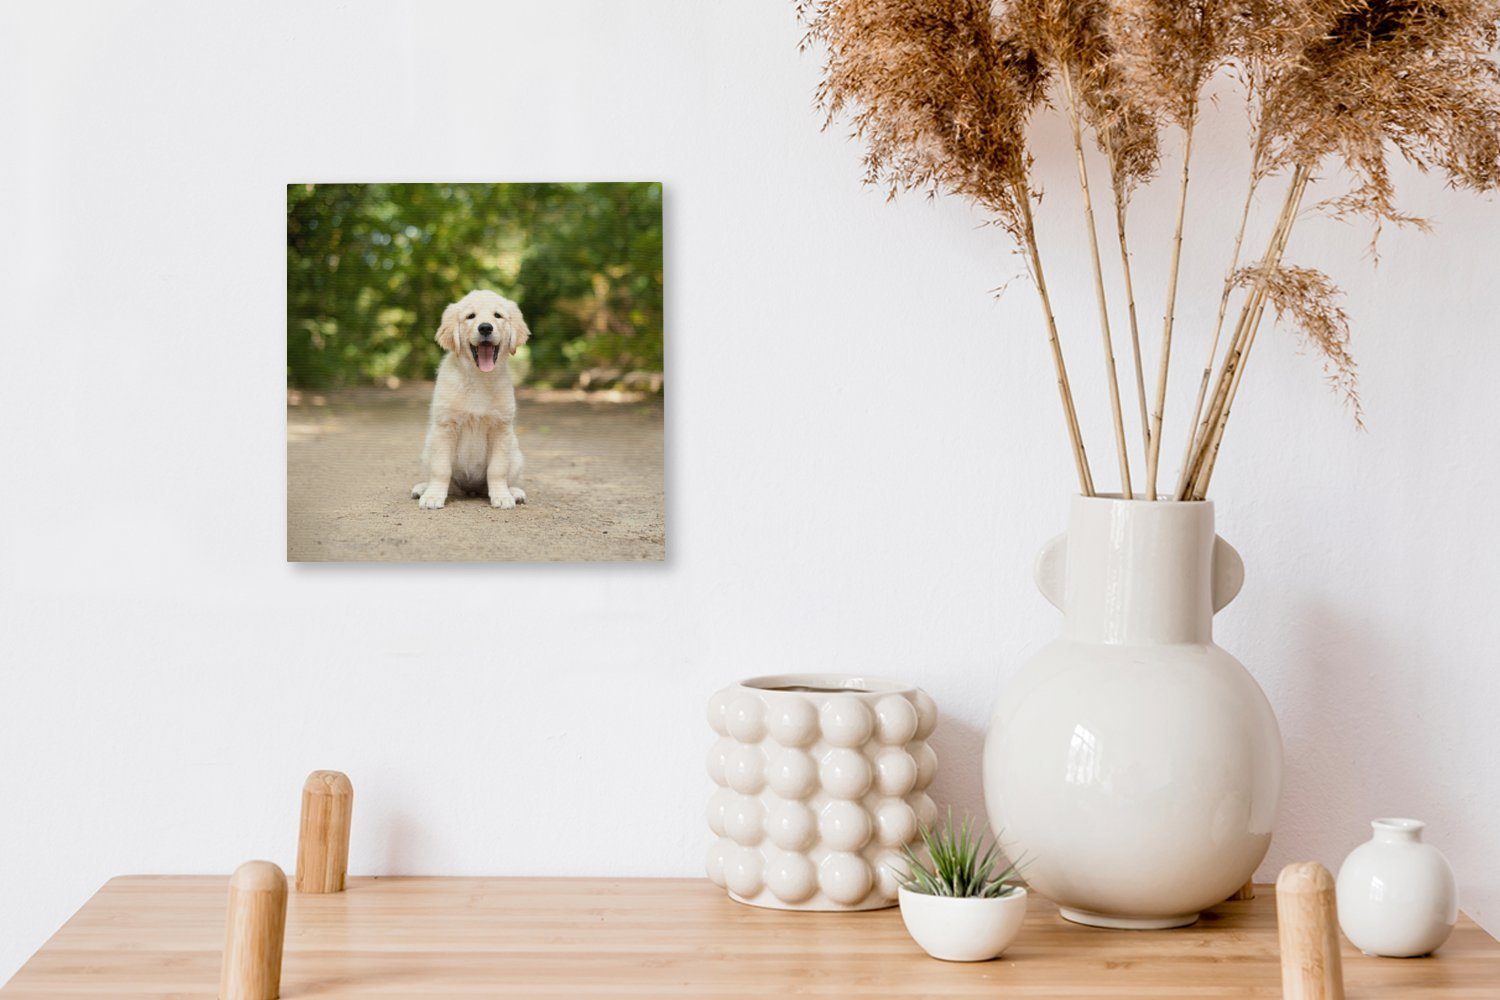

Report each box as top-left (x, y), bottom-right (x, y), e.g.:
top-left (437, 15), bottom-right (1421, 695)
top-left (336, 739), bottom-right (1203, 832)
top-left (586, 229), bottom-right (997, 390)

top-left (410, 482), bottom-right (426, 499)
top-left (418, 486), bottom-right (448, 510)
top-left (509, 487), bottom-right (527, 504)
top-left (490, 492), bottom-right (516, 510)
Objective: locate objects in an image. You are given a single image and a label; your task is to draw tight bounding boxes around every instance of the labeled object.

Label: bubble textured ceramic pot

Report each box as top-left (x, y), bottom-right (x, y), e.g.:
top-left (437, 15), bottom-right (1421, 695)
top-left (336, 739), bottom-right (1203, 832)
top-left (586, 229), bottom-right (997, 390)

top-left (706, 674), bottom-right (938, 911)
top-left (983, 496), bottom-right (1283, 928)
top-left (1336, 818), bottom-right (1457, 957)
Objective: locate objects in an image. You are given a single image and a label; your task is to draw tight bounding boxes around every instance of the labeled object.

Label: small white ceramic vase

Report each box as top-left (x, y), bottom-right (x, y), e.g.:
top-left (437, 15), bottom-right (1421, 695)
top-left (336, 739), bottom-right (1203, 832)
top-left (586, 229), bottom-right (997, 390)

top-left (983, 495), bottom-right (1283, 928)
top-left (706, 674), bottom-right (939, 911)
top-left (899, 886), bottom-right (1028, 962)
top-left (1336, 818), bottom-right (1457, 957)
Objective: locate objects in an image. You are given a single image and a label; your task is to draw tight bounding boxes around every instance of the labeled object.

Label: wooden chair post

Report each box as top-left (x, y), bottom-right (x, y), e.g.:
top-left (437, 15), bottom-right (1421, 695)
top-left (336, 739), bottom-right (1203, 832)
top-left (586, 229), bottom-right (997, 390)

top-left (1229, 880), bottom-right (1255, 901)
top-left (1277, 862), bottom-right (1345, 1000)
top-left (296, 770), bottom-right (353, 893)
top-left (220, 861), bottom-right (287, 1000)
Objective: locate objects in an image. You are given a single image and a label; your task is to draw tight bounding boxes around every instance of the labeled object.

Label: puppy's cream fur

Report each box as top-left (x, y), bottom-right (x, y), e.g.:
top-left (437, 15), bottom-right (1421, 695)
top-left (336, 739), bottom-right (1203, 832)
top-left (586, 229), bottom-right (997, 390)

top-left (411, 290), bottom-right (530, 510)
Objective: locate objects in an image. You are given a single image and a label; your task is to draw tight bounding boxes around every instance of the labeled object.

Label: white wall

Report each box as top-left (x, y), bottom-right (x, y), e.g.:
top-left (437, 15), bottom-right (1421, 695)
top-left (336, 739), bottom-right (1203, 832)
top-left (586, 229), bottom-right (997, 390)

top-left (2, 0), bottom-right (1497, 979)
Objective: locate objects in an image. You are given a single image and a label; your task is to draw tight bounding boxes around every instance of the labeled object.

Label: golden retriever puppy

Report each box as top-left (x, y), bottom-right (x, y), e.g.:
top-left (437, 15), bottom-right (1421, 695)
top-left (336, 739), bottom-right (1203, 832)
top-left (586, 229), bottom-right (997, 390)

top-left (411, 290), bottom-right (531, 510)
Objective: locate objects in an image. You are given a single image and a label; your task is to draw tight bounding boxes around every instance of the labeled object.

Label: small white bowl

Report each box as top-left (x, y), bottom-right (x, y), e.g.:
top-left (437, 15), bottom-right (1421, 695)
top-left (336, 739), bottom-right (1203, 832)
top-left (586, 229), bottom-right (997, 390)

top-left (898, 886), bottom-right (1028, 962)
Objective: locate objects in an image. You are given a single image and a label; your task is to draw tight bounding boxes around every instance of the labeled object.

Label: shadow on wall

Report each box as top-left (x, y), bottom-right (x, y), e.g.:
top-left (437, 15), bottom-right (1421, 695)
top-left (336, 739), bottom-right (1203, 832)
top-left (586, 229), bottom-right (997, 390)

top-left (1265, 600), bottom-right (1463, 893)
top-left (924, 714), bottom-right (988, 834)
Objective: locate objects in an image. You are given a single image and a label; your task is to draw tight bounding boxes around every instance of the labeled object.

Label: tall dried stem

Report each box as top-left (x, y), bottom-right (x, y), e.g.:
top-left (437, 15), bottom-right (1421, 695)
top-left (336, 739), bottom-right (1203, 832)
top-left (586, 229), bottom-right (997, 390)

top-left (1109, 162), bottom-right (1152, 460)
top-left (1178, 178), bottom-right (1294, 498)
top-left (1060, 62), bottom-right (1134, 497)
top-left (1174, 143), bottom-right (1264, 498)
top-left (1179, 161), bottom-right (1297, 499)
top-left (1015, 176), bottom-right (1096, 495)
top-left (1183, 164), bottom-right (1311, 498)
top-left (1144, 113), bottom-right (1196, 498)
top-left (1190, 170), bottom-right (1312, 497)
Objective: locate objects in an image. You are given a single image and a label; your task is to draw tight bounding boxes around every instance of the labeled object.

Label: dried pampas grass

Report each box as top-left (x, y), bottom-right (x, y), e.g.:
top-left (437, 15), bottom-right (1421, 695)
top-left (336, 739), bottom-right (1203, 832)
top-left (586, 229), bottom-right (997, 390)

top-left (797, 0), bottom-right (1500, 500)
top-left (797, 0), bottom-right (1040, 231)
top-left (1010, 0), bottom-right (1154, 494)
top-left (799, 0), bottom-right (1097, 492)
top-left (1239, 263), bottom-right (1362, 422)
top-left (1111, 0), bottom-right (1236, 496)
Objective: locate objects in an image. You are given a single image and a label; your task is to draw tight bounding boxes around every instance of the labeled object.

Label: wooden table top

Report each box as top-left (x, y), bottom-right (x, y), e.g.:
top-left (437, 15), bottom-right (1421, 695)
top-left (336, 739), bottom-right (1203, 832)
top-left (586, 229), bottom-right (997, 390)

top-left (4, 876), bottom-right (1497, 998)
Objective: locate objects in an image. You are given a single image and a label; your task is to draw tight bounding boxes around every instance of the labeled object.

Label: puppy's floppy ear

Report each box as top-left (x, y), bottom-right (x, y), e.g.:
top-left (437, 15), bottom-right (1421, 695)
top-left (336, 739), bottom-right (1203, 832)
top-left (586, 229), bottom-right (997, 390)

top-left (508, 310), bottom-right (531, 357)
top-left (435, 302), bottom-right (462, 354)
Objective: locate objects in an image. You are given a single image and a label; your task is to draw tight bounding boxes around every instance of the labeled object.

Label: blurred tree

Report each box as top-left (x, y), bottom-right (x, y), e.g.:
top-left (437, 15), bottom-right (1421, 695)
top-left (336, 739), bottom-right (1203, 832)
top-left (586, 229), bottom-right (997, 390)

top-left (287, 182), bottom-right (663, 389)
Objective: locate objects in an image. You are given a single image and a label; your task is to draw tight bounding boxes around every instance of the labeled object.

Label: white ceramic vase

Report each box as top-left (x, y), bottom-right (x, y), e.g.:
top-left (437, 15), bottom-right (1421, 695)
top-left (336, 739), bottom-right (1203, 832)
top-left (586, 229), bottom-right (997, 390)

top-left (898, 886), bottom-right (1028, 962)
top-left (706, 674), bottom-right (939, 910)
top-left (983, 495), bottom-right (1283, 929)
top-left (1336, 818), bottom-right (1457, 957)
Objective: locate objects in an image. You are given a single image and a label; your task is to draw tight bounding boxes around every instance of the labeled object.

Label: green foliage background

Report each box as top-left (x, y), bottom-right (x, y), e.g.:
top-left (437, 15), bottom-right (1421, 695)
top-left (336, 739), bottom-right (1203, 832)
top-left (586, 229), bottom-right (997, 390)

top-left (287, 182), bottom-right (663, 389)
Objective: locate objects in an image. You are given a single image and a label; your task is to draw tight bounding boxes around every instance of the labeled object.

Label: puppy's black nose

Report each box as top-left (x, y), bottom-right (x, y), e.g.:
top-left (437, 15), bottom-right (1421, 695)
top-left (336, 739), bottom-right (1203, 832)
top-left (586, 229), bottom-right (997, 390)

top-left (477, 322), bottom-right (494, 336)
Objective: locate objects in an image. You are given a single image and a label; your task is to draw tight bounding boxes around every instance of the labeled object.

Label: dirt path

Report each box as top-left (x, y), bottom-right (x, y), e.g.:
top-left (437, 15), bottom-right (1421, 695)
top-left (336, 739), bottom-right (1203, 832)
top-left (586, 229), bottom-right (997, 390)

top-left (288, 384), bottom-right (664, 562)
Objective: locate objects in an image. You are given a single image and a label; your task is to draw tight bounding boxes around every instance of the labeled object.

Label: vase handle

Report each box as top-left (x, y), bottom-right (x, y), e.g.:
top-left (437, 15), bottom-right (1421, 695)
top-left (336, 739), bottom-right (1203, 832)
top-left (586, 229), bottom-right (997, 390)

top-left (1212, 536), bottom-right (1245, 613)
top-left (1035, 533), bottom-right (1068, 611)
top-left (1037, 532), bottom-right (1243, 613)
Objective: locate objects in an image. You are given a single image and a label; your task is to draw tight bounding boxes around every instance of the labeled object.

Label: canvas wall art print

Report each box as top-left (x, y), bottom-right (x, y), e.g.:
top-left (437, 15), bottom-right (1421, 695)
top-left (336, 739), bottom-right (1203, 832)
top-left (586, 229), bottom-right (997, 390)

top-left (287, 182), bottom-right (664, 562)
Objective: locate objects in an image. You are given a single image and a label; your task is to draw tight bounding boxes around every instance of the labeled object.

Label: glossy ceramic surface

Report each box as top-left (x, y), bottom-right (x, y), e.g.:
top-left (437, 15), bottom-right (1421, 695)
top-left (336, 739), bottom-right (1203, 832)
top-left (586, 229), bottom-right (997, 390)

top-left (1336, 818), bottom-right (1458, 957)
top-left (983, 496), bottom-right (1283, 928)
top-left (898, 886), bottom-right (1028, 962)
top-left (706, 674), bottom-right (938, 910)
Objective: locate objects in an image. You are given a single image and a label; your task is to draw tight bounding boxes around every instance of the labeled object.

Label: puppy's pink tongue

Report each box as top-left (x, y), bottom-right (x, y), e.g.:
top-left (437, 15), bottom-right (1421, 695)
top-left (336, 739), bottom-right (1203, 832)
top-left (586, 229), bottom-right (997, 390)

top-left (476, 344), bottom-right (498, 372)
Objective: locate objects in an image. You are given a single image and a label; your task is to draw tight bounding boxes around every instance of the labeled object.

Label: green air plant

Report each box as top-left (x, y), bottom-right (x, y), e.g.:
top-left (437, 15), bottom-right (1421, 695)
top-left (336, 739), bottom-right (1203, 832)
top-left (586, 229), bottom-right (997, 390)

top-left (899, 811), bottom-right (1025, 899)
